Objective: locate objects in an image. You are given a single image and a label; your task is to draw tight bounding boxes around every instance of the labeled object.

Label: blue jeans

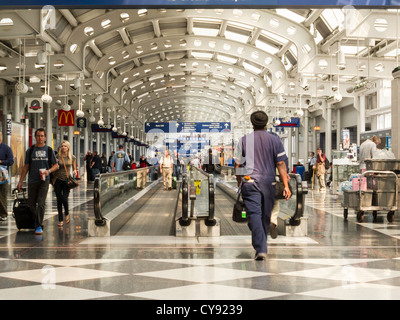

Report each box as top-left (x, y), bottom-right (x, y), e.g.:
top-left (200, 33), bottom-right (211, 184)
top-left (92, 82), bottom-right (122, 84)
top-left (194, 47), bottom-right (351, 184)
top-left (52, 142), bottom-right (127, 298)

top-left (241, 180), bottom-right (275, 254)
top-left (91, 168), bottom-right (100, 179)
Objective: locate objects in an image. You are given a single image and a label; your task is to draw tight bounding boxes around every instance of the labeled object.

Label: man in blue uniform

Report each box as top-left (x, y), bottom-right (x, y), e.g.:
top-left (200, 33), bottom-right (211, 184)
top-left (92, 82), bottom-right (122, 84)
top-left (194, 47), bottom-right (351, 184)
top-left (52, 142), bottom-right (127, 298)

top-left (235, 111), bottom-right (291, 260)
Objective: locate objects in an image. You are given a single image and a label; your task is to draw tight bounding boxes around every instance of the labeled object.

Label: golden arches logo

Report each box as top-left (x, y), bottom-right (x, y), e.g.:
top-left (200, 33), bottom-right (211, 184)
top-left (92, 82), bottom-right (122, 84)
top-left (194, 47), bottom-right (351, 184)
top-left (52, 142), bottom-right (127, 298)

top-left (58, 110), bottom-right (75, 126)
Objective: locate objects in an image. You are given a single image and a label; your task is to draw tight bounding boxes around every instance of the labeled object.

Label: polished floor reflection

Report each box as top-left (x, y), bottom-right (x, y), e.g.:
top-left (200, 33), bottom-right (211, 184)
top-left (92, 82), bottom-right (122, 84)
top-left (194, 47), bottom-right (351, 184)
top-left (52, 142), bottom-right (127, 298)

top-left (1, 182), bottom-right (400, 300)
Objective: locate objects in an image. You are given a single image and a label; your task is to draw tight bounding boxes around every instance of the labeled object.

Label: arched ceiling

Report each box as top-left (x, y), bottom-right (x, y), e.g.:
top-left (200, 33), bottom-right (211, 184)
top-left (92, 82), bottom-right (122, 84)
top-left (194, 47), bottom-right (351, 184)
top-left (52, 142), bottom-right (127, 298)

top-left (0, 7), bottom-right (398, 133)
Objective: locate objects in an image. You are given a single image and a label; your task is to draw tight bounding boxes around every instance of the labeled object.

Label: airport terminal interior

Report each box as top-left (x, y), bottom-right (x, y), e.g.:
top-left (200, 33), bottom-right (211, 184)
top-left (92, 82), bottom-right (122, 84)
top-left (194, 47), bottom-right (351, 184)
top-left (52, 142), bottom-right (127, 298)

top-left (1, 5), bottom-right (400, 301)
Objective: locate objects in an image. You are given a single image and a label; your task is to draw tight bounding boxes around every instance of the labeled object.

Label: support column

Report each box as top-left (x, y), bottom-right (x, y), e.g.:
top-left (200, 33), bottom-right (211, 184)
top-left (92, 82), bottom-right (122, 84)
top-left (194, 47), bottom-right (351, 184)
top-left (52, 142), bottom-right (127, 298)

top-left (336, 108), bottom-right (341, 150)
top-left (391, 77), bottom-right (400, 158)
top-left (46, 104), bottom-right (52, 148)
top-left (288, 127), bottom-right (292, 170)
top-left (304, 110), bottom-right (309, 162)
top-left (68, 125), bottom-right (73, 151)
top-left (2, 95), bottom-right (8, 136)
top-left (14, 93), bottom-right (21, 122)
top-left (359, 93), bottom-right (366, 145)
top-left (326, 104), bottom-right (332, 161)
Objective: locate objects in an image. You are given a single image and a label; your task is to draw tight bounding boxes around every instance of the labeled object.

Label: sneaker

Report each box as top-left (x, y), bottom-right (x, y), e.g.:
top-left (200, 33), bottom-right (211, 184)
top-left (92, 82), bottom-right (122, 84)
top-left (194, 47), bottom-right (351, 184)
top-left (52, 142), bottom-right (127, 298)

top-left (35, 226), bottom-right (43, 235)
top-left (255, 252), bottom-right (267, 261)
top-left (0, 216), bottom-right (7, 221)
top-left (269, 223), bottom-right (278, 239)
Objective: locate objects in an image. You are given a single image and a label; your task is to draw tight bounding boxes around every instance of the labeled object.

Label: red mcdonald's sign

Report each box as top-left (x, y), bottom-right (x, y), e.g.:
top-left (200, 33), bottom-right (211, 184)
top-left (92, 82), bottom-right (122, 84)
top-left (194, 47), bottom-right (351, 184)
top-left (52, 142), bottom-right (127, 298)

top-left (58, 109), bottom-right (75, 126)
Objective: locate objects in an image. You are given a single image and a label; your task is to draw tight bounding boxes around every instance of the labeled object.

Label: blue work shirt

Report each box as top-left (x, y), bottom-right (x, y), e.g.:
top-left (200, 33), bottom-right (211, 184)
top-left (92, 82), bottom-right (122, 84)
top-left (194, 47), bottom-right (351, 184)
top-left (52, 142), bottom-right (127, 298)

top-left (235, 130), bottom-right (288, 183)
top-left (111, 150), bottom-right (130, 172)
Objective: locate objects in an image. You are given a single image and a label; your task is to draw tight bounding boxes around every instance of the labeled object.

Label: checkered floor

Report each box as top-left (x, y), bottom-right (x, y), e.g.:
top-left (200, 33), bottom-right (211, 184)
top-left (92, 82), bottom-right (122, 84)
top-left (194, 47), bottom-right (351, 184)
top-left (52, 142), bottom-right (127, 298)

top-left (1, 182), bottom-right (400, 301)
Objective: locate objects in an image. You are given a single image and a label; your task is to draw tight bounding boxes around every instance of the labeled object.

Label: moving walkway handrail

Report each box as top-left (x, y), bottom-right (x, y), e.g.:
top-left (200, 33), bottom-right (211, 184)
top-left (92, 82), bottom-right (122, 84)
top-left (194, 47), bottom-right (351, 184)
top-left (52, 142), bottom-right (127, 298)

top-left (93, 165), bottom-right (159, 226)
top-left (286, 173), bottom-right (307, 226)
top-left (188, 165), bottom-right (216, 225)
top-left (180, 173), bottom-right (190, 225)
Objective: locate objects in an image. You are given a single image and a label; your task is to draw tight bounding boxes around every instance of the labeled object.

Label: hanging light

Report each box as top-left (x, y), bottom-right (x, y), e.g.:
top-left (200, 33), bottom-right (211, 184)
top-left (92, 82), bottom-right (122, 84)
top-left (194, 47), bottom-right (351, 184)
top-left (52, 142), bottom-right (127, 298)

top-left (16, 39), bottom-right (29, 94)
top-left (336, 49), bottom-right (346, 70)
top-left (76, 109), bottom-right (85, 118)
top-left (334, 93), bottom-right (343, 102)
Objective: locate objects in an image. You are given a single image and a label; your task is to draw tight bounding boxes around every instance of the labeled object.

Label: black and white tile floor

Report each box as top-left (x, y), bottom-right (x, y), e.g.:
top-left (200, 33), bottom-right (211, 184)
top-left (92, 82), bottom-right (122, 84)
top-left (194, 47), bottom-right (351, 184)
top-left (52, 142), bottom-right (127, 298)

top-left (1, 183), bottom-right (400, 301)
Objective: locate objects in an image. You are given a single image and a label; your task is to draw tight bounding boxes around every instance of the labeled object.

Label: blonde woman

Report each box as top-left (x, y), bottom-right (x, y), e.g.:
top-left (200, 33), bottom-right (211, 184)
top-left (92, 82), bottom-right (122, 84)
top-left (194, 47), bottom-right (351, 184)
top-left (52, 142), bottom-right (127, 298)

top-left (53, 141), bottom-right (77, 227)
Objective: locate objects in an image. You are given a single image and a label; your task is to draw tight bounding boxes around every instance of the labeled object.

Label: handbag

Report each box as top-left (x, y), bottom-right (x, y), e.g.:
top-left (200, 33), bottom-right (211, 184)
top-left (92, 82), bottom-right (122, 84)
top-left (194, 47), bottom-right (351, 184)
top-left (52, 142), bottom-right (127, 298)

top-left (123, 160), bottom-right (131, 170)
top-left (232, 190), bottom-right (248, 223)
top-left (275, 178), bottom-right (292, 200)
top-left (62, 156), bottom-right (79, 189)
top-left (0, 165), bottom-right (9, 184)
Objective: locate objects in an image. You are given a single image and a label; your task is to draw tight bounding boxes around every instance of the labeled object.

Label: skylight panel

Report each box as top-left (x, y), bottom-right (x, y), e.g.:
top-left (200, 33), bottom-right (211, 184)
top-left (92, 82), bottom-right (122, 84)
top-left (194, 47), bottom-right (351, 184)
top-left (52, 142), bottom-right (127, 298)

top-left (255, 40), bottom-right (279, 55)
top-left (225, 31), bottom-right (249, 44)
top-left (260, 30), bottom-right (288, 45)
top-left (276, 9), bottom-right (306, 24)
top-left (217, 54), bottom-right (238, 64)
top-left (321, 9), bottom-right (344, 31)
top-left (243, 61), bottom-right (263, 74)
top-left (191, 51), bottom-right (213, 59)
top-left (340, 45), bottom-right (366, 55)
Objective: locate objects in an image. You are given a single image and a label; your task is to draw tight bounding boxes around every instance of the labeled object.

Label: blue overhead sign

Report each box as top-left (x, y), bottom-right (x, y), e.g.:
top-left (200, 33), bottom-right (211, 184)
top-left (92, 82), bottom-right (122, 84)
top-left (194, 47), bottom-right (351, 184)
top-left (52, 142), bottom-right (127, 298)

top-left (145, 122), bottom-right (231, 133)
top-left (0, 0), bottom-right (393, 6)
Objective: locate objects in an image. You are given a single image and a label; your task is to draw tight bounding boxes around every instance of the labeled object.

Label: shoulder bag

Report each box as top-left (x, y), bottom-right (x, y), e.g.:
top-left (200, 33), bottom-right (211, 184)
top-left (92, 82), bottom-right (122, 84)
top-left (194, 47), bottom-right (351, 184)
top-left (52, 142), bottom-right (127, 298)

top-left (62, 156), bottom-right (79, 189)
top-left (232, 190), bottom-right (249, 223)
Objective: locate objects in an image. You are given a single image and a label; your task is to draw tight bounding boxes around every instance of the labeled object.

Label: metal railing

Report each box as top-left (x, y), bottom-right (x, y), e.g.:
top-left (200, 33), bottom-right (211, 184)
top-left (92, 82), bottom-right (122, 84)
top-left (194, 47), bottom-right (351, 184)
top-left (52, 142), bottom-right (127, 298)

top-left (93, 165), bottom-right (159, 226)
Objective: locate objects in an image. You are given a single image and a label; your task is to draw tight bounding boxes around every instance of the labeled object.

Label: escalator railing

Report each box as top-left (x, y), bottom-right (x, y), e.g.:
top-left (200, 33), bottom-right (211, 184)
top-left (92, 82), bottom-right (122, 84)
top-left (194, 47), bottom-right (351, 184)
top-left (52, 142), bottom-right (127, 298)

top-left (93, 165), bottom-right (159, 226)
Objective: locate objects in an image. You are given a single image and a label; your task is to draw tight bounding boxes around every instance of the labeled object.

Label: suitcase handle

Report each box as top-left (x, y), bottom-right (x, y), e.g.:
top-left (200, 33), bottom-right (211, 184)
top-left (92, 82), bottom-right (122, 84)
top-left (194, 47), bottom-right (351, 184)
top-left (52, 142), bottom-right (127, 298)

top-left (12, 188), bottom-right (27, 199)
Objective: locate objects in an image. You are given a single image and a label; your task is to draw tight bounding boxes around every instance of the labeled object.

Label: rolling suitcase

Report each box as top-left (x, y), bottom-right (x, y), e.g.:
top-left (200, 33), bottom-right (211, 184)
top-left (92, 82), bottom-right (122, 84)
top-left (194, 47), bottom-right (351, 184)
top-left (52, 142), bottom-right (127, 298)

top-left (12, 188), bottom-right (35, 231)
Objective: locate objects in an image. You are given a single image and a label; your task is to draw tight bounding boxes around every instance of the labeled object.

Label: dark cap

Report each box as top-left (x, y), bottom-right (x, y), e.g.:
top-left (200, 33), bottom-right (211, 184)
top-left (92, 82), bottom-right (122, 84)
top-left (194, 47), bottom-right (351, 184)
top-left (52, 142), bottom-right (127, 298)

top-left (250, 111), bottom-right (268, 127)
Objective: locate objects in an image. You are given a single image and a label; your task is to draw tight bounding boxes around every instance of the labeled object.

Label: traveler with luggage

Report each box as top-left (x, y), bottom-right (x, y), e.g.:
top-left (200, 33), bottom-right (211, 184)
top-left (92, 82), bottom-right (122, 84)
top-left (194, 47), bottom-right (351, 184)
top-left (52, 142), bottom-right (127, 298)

top-left (0, 131), bottom-right (14, 221)
top-left (111, 145), bottom-right (130, 172)
top-left (17, 128), bottom-right (58, 235)
top-left (234, 111), bottom-right (290, 260)
top-left (53, 140), bottom-right (77, 227)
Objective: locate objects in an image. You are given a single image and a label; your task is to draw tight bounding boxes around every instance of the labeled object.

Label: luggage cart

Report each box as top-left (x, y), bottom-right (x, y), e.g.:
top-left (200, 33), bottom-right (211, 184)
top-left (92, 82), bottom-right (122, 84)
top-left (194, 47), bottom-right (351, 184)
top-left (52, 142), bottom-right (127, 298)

top-left (342, 170), bottom-right (398, 223)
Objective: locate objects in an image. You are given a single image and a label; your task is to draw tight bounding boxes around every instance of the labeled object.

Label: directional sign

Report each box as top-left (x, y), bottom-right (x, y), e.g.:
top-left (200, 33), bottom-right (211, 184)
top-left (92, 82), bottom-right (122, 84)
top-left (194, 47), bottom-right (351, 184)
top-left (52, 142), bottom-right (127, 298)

top-left (1, 0), bottom-right (392, 6)
top-left (145, 122), bottom-right (231, 133)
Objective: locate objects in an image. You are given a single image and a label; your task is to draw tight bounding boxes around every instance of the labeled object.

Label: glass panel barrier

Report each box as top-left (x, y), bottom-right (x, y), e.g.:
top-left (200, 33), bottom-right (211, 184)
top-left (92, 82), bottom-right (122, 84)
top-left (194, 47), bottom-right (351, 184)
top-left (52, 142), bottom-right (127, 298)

top-left (93, 165), bottom-right (159, 226)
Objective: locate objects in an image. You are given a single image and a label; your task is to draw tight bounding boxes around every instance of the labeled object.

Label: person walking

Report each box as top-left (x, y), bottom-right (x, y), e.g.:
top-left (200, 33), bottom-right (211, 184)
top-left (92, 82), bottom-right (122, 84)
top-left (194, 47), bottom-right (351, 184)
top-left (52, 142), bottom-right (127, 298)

top-left (234, 111), bottom-right (291, 260)
top-left (53, 140), bottom-right (76, 227)
top-left (84, 150), bottom-right (93, 182)
top-left (159, 149), bottom-right (173, 190)
top-left (111, 145), bottom-right (130, 172)
top-left (17, 128), bottom-right (58, 235)
top-left (90, 151), bottom-right (102, 179)
top-left (359, 136), bottom-right (381, 172)
top-left (313, 147), bottom-right (326, 192)
top-left (137, 154), bottom-right (149, 189)
top-left (0, 131), bottom-right (14, 221)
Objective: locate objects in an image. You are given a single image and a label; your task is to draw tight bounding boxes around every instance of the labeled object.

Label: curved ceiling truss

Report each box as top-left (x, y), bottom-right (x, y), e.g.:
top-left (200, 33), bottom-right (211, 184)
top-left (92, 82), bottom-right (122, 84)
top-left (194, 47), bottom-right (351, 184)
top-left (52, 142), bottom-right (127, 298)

top-left (0, 7), bottom-right (398, 137)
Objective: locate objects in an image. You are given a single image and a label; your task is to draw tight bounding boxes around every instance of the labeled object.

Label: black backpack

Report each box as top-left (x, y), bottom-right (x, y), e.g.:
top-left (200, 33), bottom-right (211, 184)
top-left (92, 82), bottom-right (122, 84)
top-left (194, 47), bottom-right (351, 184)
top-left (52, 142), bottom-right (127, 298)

top-left (324, 158), bottom-right (330, 170)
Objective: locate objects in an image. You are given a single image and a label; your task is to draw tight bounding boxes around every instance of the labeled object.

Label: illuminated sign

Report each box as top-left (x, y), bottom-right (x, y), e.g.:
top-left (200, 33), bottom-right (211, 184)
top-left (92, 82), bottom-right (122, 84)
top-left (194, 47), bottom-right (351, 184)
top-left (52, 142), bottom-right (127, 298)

top-left (58, 110), bottom-right (75, 126)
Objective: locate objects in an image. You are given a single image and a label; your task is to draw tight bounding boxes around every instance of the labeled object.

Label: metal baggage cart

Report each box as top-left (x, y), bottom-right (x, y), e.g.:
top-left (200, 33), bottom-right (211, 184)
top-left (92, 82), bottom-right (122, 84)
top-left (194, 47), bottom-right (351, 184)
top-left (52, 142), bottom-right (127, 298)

top-left (342, 170), bottom-right (398, 222)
